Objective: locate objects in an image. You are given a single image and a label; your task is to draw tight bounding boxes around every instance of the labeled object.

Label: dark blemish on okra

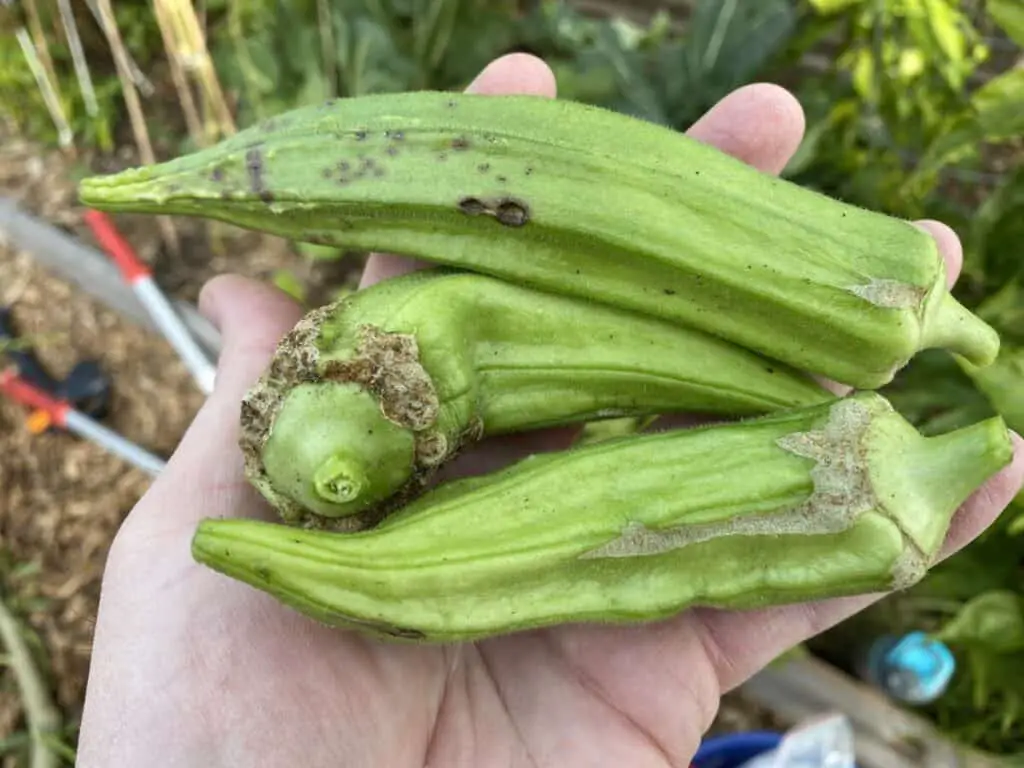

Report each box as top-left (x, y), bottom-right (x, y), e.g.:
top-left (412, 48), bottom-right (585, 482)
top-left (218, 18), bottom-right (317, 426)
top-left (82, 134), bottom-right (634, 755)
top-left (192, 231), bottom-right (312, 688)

top-left (321, 168), bottom-right (332, 179)
top-left (438, 152), bottom-right (449, 162)
top-left (495, 199), bottom-right (529, 227)
top-left (457, 196), bottom-right (530, 226)
top-left (478, 163), bottom-right (490, 173)
top-left (210, 167), bottom-right (225, 182)
top-left (663, 289), bottom-right (676, 295)
top-left (525, 167), bottom-right (533, 176)
top-left (245, 145), bottom-right (266, 197)
top-left (355, 130), bottom-right (368, 141)
top-left (385, 145), bottom-right (400, 157)
top-left (385, 130), bottom-right (405, 141)
top-left (452, 136), bottom-right (471, 151)
top-left (496, 175), bottom-right (507, 183)
top-left (458, 197), bottom-right (487, 216)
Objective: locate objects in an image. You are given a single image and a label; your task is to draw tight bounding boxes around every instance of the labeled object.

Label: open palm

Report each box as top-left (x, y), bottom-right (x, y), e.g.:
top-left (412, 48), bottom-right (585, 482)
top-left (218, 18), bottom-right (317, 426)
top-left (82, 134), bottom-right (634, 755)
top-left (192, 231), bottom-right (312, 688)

top-left (78, 54), bottom-right (1024, 768)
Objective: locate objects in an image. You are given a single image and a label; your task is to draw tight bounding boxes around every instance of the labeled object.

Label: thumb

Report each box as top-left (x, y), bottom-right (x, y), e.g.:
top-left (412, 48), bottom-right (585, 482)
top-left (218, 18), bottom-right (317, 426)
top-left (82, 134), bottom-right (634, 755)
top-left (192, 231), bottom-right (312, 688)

top-left (200, 273), bottom-right (306, 398)
top-left (124, 274), bottom-right (304, 530)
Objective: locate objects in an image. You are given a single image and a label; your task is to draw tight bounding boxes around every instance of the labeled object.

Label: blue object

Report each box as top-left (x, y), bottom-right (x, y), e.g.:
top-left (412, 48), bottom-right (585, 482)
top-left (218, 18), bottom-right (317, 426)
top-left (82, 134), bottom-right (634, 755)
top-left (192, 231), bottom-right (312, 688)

top-left (863, 631), bottom-right (956, 705)
top-left (692, 731), bottom-right (782, 768)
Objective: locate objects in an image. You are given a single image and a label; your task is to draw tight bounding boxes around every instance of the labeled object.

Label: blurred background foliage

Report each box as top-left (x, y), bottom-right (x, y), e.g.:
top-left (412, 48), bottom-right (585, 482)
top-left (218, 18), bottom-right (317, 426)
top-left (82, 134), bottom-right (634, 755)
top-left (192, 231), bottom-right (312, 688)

top-left (0, 0), bottom-right (1022, 758)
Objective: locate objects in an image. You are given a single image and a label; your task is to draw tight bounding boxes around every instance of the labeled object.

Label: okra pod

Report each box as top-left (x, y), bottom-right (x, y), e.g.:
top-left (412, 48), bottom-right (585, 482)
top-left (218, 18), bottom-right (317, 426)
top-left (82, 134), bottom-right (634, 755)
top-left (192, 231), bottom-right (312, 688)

top-left (243, 268), bottom-right (830, 528)
top-left (78, 91), bottom-right (1000, 389)
top-left (192, 392), bottom-right (1013, 642)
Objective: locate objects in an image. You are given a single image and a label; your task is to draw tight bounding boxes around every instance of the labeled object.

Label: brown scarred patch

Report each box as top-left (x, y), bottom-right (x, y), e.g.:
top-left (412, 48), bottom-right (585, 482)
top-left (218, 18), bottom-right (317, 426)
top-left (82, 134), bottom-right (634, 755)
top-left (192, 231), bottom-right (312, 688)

top-left (355, 129), bottom-right (368, 141)
top-left (322, 324), bottom-right (438, 431)
top-left (451, 136), bottom-right (471, 151)
top-left (210, 167), bottom-right (225, 182)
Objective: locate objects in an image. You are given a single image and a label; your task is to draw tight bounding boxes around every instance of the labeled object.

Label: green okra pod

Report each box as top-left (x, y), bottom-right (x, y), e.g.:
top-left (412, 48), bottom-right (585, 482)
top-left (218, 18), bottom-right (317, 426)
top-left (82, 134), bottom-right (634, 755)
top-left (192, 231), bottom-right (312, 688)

top-left (78, 91), bottom-right (1000, 389)
top-left (242, 267), bottom-right (830, 528)
top-left (192, 392), bottom-right (1013, 643)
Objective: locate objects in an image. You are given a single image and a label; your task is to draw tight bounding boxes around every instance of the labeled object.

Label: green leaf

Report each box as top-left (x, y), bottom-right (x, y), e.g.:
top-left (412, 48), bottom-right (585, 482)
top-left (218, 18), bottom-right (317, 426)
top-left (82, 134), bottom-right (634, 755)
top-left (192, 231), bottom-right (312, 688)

top-left (958, 344), bottom-right (1024, 434)
top-left (271, 269), bottom-right (307, 305)
top-left (937, 591), bottom-right (1024, 654)
top-left (806, 0), bottom-right (863, 13)
top-left (973, 67), bottom-right (1024, 142)
top-left (987, 0), bottom-right (1024, 47)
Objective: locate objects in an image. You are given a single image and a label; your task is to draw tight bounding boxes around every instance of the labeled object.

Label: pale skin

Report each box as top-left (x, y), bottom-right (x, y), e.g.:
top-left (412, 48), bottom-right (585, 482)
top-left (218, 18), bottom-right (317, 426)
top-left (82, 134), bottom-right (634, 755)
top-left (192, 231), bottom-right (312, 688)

top-left (78, 54), bottom-right (1024, 767)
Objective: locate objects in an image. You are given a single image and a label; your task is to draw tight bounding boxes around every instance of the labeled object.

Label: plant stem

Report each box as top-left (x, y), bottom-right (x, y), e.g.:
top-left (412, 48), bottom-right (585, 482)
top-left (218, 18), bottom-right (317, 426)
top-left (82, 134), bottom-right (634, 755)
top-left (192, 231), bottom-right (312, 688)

top-left (0, 596), bottom-right (61, 768)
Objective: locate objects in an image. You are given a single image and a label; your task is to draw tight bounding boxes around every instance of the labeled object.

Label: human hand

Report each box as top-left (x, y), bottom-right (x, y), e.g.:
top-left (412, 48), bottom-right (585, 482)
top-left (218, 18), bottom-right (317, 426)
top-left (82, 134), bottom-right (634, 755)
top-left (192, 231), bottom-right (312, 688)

top-left (77, 53), bottom-right (1024, 768)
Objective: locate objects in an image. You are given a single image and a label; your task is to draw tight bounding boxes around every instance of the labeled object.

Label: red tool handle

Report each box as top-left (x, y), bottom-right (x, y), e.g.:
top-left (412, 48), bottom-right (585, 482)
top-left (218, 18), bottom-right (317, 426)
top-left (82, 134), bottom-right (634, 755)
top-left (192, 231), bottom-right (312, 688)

top-left (0, 368), bottom-right (70, 426)
top-left (82, 209), bottom-right (151, 282)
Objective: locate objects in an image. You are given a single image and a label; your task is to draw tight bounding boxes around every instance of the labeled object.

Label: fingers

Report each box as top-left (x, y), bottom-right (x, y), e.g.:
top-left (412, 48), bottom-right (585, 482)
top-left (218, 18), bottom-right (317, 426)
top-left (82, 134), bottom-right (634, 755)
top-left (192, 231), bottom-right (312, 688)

top-left (358, 53), bottom-right (557, 289)
top-left (686, 83), bottom-right (806, 174)
top-left (198, 274), bottom-right (306, 397)
top-left (120, 275), bottom-right (304, 532)
top-left (914, 219), bottom-right (964, 287)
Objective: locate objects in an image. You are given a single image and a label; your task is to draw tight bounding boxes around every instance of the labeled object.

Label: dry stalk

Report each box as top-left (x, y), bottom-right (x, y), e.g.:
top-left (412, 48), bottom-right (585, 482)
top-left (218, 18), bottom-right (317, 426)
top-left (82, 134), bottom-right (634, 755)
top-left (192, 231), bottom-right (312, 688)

top-left (151, 0), bottom-right (204, 145)
top-left (154, 0), bottom-right (236, 142)
top-left (92, 0), bottom-right (180, 256)
top-left (56, 0), bottom-right (99, 116)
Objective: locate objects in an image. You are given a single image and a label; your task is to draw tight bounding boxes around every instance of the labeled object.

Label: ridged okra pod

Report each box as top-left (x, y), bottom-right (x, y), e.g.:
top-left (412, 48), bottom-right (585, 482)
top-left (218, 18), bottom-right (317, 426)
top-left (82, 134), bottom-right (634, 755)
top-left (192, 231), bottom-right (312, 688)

top-left (191, 392), bottom-right (1013, 642)
top-left (242, 268), bottom-right (830, 528)
top-left (78, 91), bottom-right (1000, 389)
